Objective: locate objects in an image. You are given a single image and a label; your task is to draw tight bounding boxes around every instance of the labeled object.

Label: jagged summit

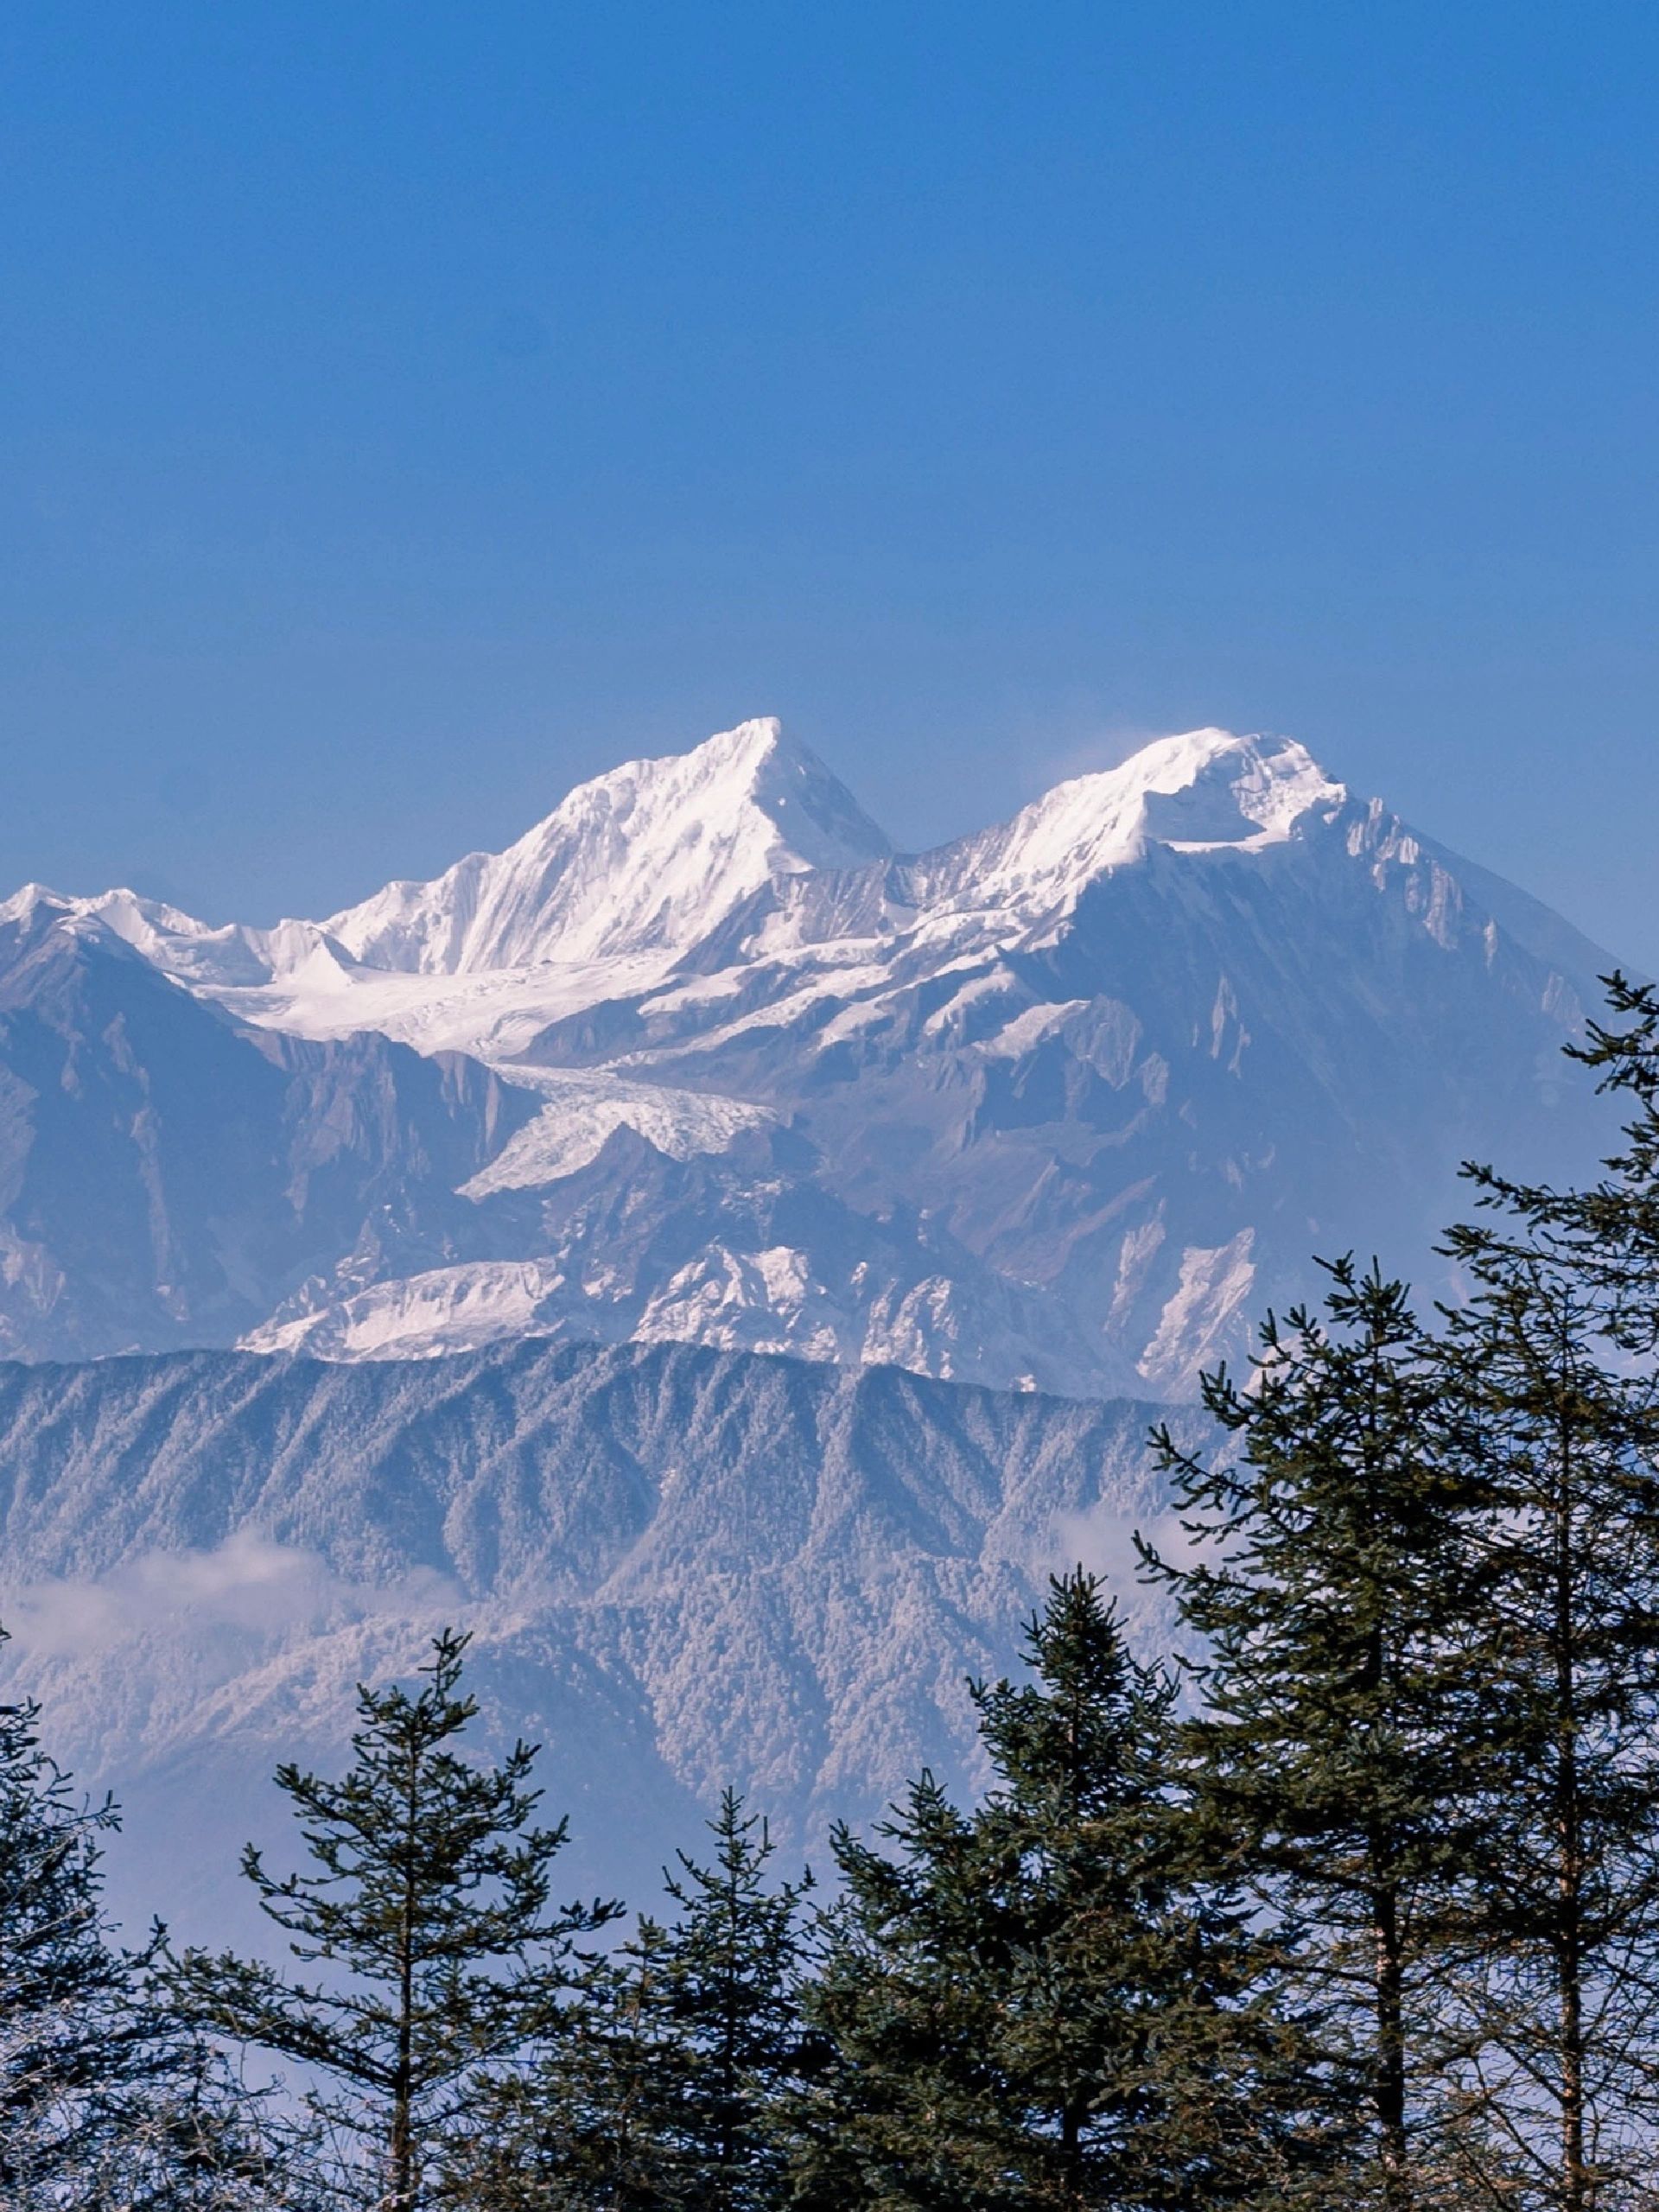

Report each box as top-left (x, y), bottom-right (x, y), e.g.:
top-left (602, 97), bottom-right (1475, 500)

top-left (7, 723), bottom-right (1341, 1000)
top-left (10, 718), bottom-right (893, 1005)
top-left (1103, 727), bottom-right (1344, 845)
top-left (0, 709), bottom-right (1617, 1394)
top-left (923, 729), bottom-right (1347, 917)
top-left (324, 715), bottom-right (892, 975)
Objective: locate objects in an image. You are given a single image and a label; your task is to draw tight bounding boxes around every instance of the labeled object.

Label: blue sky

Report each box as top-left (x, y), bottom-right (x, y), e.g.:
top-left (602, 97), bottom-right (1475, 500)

top-left (3, 3), bottom-right (1657, 962)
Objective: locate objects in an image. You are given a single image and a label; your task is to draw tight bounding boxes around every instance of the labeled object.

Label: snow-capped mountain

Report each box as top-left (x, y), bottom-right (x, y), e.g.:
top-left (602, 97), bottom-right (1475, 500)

top-left (53, 717), bottom-right (891, 1058)
top-left (325, 715), bottom-right (892, 974)
top-left (1, 717), bottom-right (1618, 1391)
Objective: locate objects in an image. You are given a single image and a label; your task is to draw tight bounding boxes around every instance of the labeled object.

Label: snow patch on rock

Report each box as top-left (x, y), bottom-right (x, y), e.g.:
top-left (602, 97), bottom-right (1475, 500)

top-left (1137, 1231), bottom-right (1258, 1394)
top-left (461, 1069), bottom-right (776, 1196)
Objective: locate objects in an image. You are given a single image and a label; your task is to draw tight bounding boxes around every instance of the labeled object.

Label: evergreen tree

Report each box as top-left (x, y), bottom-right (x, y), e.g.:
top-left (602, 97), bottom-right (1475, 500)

top-left (1144, 1260), bottom-right (1497, 2209)
top-left (68, 2044), bottom-right (315, 2212)
top-left (0, 1654), bottom-right (141, 2200)
top-left (454, 1790), bottom-right (811, 2212)
top-left (0, 1630), bottom-right (289, 2209)
top-left (1436, 1170), bottom-right (1659, 2204)
top-left (447, 1920), bottom-right (690, 2210)
top-left (652, 1789), bottom-right (813, 2209)
top-left (172, 1627), bottom-right (618, 2212)
top-left (1458, 970), bottom-right (1659, 1354)
top-left (788, 1570), bottom-right (1313, 2210)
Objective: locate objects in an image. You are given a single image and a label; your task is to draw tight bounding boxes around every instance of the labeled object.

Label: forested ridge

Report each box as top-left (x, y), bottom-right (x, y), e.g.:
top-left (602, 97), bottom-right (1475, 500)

top-left (11, 980), bottom-right (1659, 2210)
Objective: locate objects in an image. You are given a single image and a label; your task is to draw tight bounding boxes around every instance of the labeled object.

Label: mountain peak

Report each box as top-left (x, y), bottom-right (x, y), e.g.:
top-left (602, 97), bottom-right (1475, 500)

top-left (325, 718), bottom-right (892, 976)
top-left (648, 715), bottom-right (892, 874)
top-left (688, 713), bottom-right (788, 770)
top-left (0, 883), bottom-right (71, 931)
top-left (1103, 728), bottom-right (1345, 848)
top-left (945, 728), bottom-right (1347, 915)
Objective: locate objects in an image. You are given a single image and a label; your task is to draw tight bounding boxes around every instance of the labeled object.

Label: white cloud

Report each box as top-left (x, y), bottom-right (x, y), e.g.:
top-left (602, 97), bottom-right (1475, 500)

top-left (2, 1531), bottom-right (461, 1660)
top-left (1015, 716), bottom-right (1186, 804)
top-left (1048, 1503), bottom-right (1198, 1594)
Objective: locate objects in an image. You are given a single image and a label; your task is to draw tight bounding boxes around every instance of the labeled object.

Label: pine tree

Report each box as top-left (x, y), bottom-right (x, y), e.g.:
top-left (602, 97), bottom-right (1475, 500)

top-left (1437, 1141), bottom-right (1659, 2204)
top-left (69, 2045), bottom-right (314, 2212)
top-left (1457, 970), bottom-right (1659, 1354)
top-left (652, 1789), bottom-right (813, 2209)
top-left (455, 1790), bottom-right (812, 2212)
top-left (0, 1656), bottom-right (140, 2200)
top-left (0, 1630), bottom-right (287, 2209)
top-left (1144, 1260), bottom-right (1497, 2209)
top-left (446, 1920), bottom-right (690, 2210)
top-left (172, 1627), bottom-right (619, 2212)
top-left (788, 1570), bottom-right (1313, 2210)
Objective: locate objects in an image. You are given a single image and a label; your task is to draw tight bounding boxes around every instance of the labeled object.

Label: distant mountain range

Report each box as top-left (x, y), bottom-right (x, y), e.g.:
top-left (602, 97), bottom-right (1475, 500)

top-left (0, 1338), bottom-right (1192, 1938)
top-left (0, 716), bottom-right (1618, 1392)
top-left (0, 716), bottom-right (1630, 1949)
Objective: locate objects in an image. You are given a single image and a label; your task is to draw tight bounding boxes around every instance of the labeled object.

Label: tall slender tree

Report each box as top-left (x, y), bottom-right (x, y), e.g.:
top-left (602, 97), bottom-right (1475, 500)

top-left (1436, 1156), bottom-right (1659, 2205)
top-left (454, 1790), bottom-right (812, 2212)
top-left (1144, 1260), bottom-right (1497, 2208)
top-left (652, 1790), bottom-right (813, 2209)
top-left (0, 1651), bottom-right (144, 2202)
top-left (173, 1628), bottom-right (618, 2212)
top-left (448, 1918), bottom-right (690, 2210)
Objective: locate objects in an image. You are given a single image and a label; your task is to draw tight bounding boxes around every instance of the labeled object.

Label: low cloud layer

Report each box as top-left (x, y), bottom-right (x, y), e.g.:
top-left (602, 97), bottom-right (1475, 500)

top-left (1, 1531), bottom-right (461, 1660)
top-left (1048, 1503), bottom-right (1198, 1597)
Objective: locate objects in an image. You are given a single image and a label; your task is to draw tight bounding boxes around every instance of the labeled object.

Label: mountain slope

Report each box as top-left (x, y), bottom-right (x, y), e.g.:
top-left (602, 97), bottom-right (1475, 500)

top-left (0, 1338), bottom-right (1189, 1938)
top-left (0, 895), bottom-right (544, 1360)
top-left (499, 728), bottom-right (1616, 1390)
top-left (0, 721), bottom-right (1620, 1389)
top-left (324, 715), bottom-right (892, 974)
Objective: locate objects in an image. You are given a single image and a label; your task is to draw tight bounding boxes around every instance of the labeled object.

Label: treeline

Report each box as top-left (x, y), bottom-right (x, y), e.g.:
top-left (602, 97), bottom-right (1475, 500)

top-left (12, 977), bottom-right (1659, 2209)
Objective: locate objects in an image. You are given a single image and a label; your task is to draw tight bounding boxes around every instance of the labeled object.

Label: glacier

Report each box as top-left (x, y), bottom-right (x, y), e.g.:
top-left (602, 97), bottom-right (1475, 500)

top-left (0, 714), bottom-right (1618, 1393)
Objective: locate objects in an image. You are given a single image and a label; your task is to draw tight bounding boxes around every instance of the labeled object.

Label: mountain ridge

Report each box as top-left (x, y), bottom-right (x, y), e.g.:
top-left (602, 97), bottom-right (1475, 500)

top-left (0, 718), bottom-right (1620, 1390)
top-left (0, 1335), bottom-right (1192, 1936)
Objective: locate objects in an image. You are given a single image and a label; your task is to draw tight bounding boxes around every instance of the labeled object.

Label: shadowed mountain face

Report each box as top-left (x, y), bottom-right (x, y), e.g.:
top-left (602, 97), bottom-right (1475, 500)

top-left (0, 719), bottom-right (1622, 1390)
top-left (0, 906), bottom-right (543, 1360)
top-left (0, 1337), bottom-right (1192, 1942)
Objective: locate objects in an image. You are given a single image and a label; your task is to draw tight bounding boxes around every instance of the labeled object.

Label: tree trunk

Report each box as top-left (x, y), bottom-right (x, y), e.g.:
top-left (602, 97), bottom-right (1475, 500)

top-left (391, 1753), bottom-right (420, 2212)
top-left (1374, 1874), bottom-right (1410, 2212)
top-left (1554, 1428), bottom-right (1588, 2212)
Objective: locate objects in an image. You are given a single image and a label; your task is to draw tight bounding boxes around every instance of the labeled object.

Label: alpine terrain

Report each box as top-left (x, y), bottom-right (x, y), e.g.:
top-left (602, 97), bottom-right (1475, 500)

top-left (0, 1337), bottom-right (1196, 1937)
top-left (0, 716), bottom-right (1617, 1394)
top-left (0, 716), bottom-right (1624, 1942)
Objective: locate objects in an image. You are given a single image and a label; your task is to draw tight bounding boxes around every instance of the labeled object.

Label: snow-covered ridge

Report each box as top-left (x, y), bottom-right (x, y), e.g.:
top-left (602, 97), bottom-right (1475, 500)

top-left (16, 721), bottom-right (1332, 984)
top-left (14, 718), bottom-right (894, 1040)
top-left (12, 721), bottom-right (1341, 1055)
top-left (912, 728), bottom-right (1346, 918)
top-left (0, 715), bottom-right (1614, 1394)
top-left (324, 716), bottom-right (892, 975)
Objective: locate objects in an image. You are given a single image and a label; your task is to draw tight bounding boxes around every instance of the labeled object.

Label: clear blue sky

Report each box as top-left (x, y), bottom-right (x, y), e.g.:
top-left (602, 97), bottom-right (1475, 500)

top-left (3, 3), bottom-right (1657, 962)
